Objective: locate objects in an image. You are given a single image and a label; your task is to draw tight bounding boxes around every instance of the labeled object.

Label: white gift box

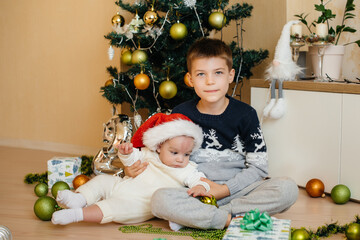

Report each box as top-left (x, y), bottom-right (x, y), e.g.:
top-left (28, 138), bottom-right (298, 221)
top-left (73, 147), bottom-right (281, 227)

top-left (47, 157), bottom-right (82, 189)
top-left (222, 216), bottom-right (291, 240)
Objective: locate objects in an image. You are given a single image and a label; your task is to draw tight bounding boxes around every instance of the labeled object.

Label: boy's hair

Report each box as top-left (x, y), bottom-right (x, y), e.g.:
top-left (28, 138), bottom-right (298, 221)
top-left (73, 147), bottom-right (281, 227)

top-left (186, 38), bottom-right (233, 72)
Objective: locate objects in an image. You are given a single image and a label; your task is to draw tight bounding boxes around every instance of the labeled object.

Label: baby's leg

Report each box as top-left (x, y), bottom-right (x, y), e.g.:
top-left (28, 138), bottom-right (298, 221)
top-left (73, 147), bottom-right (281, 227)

top-left (56, 190), bottom-right (86, 209)
top-left (51, 205), bottom-right (103, 225)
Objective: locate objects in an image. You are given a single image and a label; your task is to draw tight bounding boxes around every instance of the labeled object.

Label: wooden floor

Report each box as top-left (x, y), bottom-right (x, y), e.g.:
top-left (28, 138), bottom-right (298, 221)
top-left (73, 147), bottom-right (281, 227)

top-left (0, 146), bottom-right (359, 240)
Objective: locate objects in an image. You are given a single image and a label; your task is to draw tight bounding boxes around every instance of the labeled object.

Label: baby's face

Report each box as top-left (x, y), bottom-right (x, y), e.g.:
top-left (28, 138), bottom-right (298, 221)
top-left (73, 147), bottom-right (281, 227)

top-left (157, 136), bottom-right (195, 168)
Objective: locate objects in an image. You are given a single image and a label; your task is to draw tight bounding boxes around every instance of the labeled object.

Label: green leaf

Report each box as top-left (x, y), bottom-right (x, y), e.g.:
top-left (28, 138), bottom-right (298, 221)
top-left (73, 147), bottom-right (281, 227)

top-left (356, 40), bottom-right (360, 47)
top-left (315, 4), bottom-right (325, 12)
top-left (343, 26), bottom-right (356, 33)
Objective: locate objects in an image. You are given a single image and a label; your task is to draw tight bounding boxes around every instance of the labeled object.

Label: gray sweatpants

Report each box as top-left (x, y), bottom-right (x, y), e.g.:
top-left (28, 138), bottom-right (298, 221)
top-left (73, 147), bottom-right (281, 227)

top-left (151, 176), bottom-right (298, 229)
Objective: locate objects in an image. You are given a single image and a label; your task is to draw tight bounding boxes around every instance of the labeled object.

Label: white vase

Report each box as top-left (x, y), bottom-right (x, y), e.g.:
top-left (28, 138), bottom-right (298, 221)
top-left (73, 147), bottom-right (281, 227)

top-left (308, 45), bottom-right (345, 80)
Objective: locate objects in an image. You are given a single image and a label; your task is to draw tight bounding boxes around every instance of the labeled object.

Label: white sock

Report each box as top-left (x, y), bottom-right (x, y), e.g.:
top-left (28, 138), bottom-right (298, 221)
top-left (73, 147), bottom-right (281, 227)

top-left (51, 208), bottom-right (83, 225)
top-left (169, 221), bottom-right (184, 231)
top-left (56, 190), bottom-right (87, 209)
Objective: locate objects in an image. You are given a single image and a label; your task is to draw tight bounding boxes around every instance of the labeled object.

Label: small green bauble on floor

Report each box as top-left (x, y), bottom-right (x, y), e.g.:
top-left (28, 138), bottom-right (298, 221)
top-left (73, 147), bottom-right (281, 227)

top-left (346, 223), bottom-right (360, 240)
top-left (34, 183), bottom-right (48, 197)
top-left (34, 196), bottom-right (57, 221)
top-left (51, 181), bottom-right (70, 198)
top-left (291, 229), bottom-right (310, 240)
top-left (330, 184), bottom-right (351, 204)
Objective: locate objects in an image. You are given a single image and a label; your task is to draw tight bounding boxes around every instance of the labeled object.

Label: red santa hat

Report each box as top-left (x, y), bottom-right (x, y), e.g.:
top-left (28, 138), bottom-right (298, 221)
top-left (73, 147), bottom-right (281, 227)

top-left (131, 113), bottom-right (203, 151)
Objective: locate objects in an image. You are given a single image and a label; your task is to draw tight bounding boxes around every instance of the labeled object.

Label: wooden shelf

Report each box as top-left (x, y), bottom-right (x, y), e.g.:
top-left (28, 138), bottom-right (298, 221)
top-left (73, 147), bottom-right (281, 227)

top-left (250, 79), bottom-right (360, 95)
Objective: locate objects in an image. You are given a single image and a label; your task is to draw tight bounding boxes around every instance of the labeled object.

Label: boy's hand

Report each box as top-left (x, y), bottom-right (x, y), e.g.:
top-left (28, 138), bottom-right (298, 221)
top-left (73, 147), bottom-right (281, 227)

top-left (124, 160), bottom-right (148, 178)
top-left (117, 142), bottom-right (133, 155)
top-left (187, 185), bottom-right (211, 198)
top-left (200, 178), bottom-right (230, 200)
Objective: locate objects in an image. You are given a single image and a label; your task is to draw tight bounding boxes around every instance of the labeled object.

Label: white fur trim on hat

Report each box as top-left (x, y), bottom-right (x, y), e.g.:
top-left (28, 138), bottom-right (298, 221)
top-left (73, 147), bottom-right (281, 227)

top-left (142, 119), bottom-right (203, 151)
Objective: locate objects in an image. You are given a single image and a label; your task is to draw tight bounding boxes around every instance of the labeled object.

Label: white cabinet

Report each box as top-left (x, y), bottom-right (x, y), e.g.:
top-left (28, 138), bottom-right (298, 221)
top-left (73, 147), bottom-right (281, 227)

top-left (250, 84), bottom-right (359, 200)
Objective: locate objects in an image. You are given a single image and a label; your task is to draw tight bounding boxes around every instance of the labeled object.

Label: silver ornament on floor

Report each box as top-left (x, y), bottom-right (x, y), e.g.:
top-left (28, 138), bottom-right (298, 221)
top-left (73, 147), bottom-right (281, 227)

top-left (92, 114), bottom-right (132, 177)
top-left (0, 225), bottom-right (12, 240)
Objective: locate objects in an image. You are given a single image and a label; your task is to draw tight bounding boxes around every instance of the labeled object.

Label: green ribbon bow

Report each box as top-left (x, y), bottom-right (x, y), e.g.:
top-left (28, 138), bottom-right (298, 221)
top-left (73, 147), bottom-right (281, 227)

top-left (239, 209), bottom-right (273, 231)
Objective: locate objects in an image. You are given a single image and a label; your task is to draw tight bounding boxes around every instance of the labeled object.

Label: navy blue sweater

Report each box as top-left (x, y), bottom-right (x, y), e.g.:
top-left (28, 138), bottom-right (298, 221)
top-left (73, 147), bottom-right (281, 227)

top-left (172, 96), bottom-right (268, 195)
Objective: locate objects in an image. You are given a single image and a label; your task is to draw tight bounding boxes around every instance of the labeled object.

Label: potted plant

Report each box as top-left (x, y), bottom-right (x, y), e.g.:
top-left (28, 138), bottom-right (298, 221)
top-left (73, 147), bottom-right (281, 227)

top-left (295, 0), bottom-right (360, 80)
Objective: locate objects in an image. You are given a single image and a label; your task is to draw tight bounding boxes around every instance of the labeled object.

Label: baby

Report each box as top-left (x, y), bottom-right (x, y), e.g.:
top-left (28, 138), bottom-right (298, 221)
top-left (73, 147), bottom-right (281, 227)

top-left (52, 113), bottom-right (210, 225)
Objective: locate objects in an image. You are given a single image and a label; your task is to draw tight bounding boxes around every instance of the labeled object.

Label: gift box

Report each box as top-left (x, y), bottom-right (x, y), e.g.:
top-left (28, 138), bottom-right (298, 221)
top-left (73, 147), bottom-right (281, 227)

top-left (222, 216), bottom-right (291, 240)
top-left (47, 157), bottom-right (82, 189)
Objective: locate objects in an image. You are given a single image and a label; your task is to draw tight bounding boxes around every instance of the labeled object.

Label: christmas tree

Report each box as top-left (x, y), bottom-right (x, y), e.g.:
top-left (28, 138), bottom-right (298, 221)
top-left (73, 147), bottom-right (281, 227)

top-left (102, 0), bottom-right (268, 125)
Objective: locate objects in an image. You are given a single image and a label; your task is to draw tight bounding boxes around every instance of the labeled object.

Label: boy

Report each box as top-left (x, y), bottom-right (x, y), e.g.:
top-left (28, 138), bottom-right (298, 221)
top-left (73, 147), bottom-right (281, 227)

top-left (127, 38), bottom-right (299, 230)
top-left (52, 113), bottom-right (210, 225)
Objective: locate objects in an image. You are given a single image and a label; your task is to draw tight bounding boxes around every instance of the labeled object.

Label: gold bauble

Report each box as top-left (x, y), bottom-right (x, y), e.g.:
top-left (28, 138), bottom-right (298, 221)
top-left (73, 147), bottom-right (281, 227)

top-left (199, 195), bottom-right (218, 207)
top-left (111, 12), bottom-right (125, 27)
top-left (143, 8), bottom-right (158, 25)
top-left (105, 79), bottom-right (114, 87)
top-left (305, 178), bottom-right (325, 198)
top-left (291, 229), bottom-right (310, 240)
top-left (159, 80), bottom-right (177, 99)
top-left (134, 73), bottom-right (150, 90)
top-left (72, 174), bottom-right (90, 190)
top-left (121, 50), bottom-right (132, 65)
top-left (131, 49), bottom-right (148, 64)
top-left (170, 22), bottom-right (188, 40)
top-left (208, 11), bottom-right (226, 30)
top-left (184, 72), bottom-right (192, 87)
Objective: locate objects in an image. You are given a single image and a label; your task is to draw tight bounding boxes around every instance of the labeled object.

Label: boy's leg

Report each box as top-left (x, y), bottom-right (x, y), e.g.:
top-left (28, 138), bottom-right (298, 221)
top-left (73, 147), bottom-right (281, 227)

top-left (219, 177), bottom-right (298, 216)
top-left (151, 188), bottom-right (229, 230)
top-left (56, 190), bottom-right (86, 209)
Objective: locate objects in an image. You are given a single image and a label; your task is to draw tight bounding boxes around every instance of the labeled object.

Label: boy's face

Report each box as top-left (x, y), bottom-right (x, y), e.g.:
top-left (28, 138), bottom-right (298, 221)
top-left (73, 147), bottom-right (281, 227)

top-left (188, 57), bottom-right (235, 105)
top-left (157, 136), bottom-right (194, 168)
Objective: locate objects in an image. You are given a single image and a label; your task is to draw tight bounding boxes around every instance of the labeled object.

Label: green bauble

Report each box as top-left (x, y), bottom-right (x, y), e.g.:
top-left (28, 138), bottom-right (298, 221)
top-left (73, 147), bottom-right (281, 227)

top-left (170, 22), bottom-right (188, 40)
top-left (331, 184), bottom-right (351, 204)
top-left (208, 11), bottom-right (226, 30)
top-left (34, 183), bottom-right (48, 197)
top-left (291, 229), bottom-right (310, 240)
top-left (199, 195), bottom-right (218, 208)
top-left (51, 181), bottom-right (70, 198)
top-left (346, 223), bottom-right (360, 240)
top-left (34, 196), bottom-right (57, 221)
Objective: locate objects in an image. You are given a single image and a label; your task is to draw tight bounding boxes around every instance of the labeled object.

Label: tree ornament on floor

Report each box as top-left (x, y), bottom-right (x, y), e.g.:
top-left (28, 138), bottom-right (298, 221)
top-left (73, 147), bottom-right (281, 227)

top-left (112, 12), bottom-right (125, 27)
top-left (346, 223), bottom-right (360, 240)
top-left (51, 181), bottom-right (70, 198)
top-left (134, 71), bottom-right (150, 90)
top-left (121, 49), bottom-right (132, 65)
top-left (263, 20), bottom-right (302, 119)
top-left (291, 228), bottom-right (310, 240)
top-left (170, 21), bottom-right (188, 41)
top-left (330, 184), bottom-right (351, 204)
top-left (208, 10), bottom-right (226, 30)
top-left (34, 183), bottom-right (49, 197)
top-left (33, 196), bottom-right (58, 221)
top-left (72, 174), bottom-right (90, 190)
top-left (131, 49), bottom-right (148, 65)
top-left (305, 178), bottom-right (325, 198)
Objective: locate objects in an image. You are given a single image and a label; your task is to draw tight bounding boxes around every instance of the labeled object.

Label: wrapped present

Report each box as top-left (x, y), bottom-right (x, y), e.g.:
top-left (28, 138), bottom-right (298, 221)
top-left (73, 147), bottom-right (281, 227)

top-left (47, 157), bottom-right (82, 189)
top-left (222, 214), bottom-right (291, 240)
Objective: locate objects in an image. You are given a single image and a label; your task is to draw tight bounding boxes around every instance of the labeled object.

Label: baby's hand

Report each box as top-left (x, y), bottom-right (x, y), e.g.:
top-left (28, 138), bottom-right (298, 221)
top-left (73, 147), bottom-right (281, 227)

top-left (187, 185), bottom-right (211, 198)
top-left (117, 142), bottom-right (133, 155)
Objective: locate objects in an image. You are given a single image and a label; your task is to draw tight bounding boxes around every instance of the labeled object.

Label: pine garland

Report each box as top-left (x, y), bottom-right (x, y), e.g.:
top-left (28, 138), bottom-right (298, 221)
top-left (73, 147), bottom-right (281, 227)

top-left (23, 155), bottom-right (94, 184)
top-left (304, 215), bottom-right (360, 239)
